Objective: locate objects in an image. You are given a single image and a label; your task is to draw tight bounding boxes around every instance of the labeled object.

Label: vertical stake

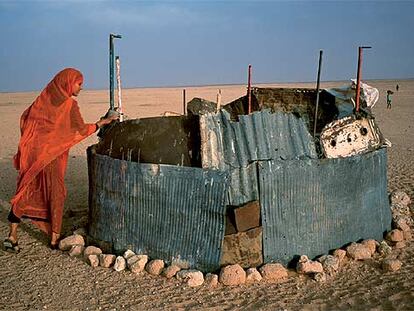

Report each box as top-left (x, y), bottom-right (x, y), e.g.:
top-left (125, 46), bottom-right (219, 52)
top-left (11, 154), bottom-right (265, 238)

top-left (355, 46), bottom-right (372, 112)
top-left (183, 89), bottom-right (186, 115)
top-left (115, 56), bottom-right (123, 122)
top-left (247, 64), bottom-right (252, 114)
top-left (313, 50), bottom-right (323, 138)
top-left (216, 89), bottom-right (222, 112)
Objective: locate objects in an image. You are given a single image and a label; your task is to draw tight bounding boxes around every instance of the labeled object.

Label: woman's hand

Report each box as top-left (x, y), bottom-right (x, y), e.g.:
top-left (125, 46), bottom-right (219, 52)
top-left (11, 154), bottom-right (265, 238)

top-left (96, 113), bottom-right (119, 128)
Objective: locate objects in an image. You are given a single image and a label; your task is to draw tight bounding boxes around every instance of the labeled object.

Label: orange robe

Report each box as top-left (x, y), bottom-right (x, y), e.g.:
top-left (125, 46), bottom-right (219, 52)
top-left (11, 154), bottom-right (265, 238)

top-left (10, 68), bottom-right (97, 235)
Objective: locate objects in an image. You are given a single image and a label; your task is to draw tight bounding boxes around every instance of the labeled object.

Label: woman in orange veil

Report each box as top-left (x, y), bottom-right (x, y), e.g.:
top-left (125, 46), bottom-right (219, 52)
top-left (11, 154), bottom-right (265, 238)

top-left (4, 68), bottom-right (117, 251)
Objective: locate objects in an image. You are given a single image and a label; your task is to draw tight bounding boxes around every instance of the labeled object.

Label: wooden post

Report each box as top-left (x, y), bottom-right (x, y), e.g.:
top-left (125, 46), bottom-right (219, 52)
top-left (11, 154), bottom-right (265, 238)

top-left (355, 46), bottom-right (371, 112)
top-left (313, 50), bottom-right (323, 137)
top-left (247, 64), bottom-right (252, 114)
top-left (216, 89), bottom-right (222, 112)
top-left (183, 89), bottom-right (186, 115)
top-left (115, 56), bottom-right (124, 122)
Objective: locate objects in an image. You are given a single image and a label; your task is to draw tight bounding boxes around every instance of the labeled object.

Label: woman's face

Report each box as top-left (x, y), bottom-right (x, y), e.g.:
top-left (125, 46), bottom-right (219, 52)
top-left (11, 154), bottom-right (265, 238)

top-left (72, 81), bottom-right (83, 96)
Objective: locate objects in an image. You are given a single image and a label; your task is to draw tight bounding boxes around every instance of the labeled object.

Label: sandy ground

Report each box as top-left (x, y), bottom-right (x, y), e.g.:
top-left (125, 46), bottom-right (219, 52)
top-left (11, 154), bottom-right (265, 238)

top-left (0, 79), bottom-right (413, 310)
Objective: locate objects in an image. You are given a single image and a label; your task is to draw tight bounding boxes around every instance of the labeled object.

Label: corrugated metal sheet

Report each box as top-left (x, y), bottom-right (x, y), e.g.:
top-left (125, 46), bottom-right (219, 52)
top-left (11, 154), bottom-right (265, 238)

top-left (88, 147), bottom-right (228, 272)
top-left (259, 148), bottom-right (391, 265)
top-left (200, 109), bottom-right (317, 206)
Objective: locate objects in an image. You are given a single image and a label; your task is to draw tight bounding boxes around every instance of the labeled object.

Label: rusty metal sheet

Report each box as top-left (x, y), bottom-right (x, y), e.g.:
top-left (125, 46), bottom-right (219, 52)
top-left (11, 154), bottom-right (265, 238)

top-left (87, 146), bottom-right (228, 272)
top-left (320, 116), bottom-right (384, 158)
top-left (259, 148), bottom-right (391, 265)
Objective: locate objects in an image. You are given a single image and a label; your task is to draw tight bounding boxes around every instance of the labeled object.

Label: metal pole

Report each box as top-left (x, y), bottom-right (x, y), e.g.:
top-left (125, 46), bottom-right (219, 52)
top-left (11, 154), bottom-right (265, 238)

top-left (247, 64), bottom-right (252, 114)
top-left (183, 89), bottom-right (186, 115)
top-left (115, 56), bottom-right (123, 122)
top-left (216, 89), bottom-right (222, 112)
top-left (355, 46), bottom-right (371, 112)
top-left (109, 33), bottom-right (122, 111)
top-left (313, 50), bottom-right (323, 137)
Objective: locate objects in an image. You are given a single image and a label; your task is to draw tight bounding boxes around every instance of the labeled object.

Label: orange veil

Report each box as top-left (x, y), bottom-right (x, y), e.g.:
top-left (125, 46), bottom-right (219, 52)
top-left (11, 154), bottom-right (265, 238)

top-left (10, 68), bottom-right (97, 234)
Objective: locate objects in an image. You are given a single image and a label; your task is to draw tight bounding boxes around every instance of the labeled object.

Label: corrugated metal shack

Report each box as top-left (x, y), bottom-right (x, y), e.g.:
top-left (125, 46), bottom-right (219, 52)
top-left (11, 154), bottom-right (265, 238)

top-left (87, 87), bottom-right (391, 272)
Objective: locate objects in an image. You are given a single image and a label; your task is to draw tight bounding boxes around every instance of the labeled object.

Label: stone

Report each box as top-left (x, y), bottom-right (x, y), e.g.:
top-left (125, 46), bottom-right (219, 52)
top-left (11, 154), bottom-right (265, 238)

top-left (123, 249), bottom-right (135, 260)
top-left (99, 254), bottom-right (116, 268)
top-left (403, 230), bottom-right (412, 241)
top-left (313, 272), bottom-right (327, 283)
top-left (114, 256), bottom-right (126, 272)
top-left (296, 255), bottom-right (323, 274)
top-left (162, 265), bottom-right (181, 279)
top-left (378, 241), bottom-right (392, 257)
top-left (246, 268), bottom-right (262, 283)
top-left (128, 255), bottom-right (148, 274)
top-left (219, 264), bottom-right (246, 286)
top-left (204, 273), bottom-right (219, 288)
top-left (392, 217), bottom-right (411, 232)
top-left (333, 249), bottom-right (346, 262)
top-left (234, 201), bottom-right (261, 232)
top-left (390, 190), bottom-right (411, 207)
top-left (361, 239), bottom-right (378, 255)
top-left (176, 270), bottom-right (204, 287)
top-left (221, 227), bottom-right (263, 268)
top-left (146, 259), bottom-right (165, 276)
top-left (346, 243), bottom-right (371, 260)
top-left (88, 255), bottom-right (99, 268)
top-left (83, 246), bottom-right (103, 259)
top-left (386, 229), bottom-right (404, 243)
top-left (394, 241), bottom-right (406, 249)
top-left (317, 255), bottom-right (340, 276)
top-left (69, 245), bottom-right (84, 257)
top-left (382, 259), bottom-right (402, 272)
top-left (391, 203), bottom-right (413, 225)
top-left (259, 263), bottom-right (288, 283)
top-left (58, 234), bottom-right (85, 251)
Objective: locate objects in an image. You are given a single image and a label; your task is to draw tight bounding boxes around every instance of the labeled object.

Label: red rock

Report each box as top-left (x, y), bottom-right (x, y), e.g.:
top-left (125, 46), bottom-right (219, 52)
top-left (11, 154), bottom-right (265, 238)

top-left (99, 254), bottom-right (116, 268)
top-left (146, 259), bottom-right (165, 276)
top-left (219, 264), bottom-right (246, 286)
top-left (58, 234), bottom-right (84, 251)
top-left (259, 263), bottom-right (288, 283)
top-left (88, 255), bottom-right (99, 268)
top-left (333, 249), bottom-right (346, 262)
top-left (83, 246), bottom-right (102, 259)
top-left (69, 245), bottom-right (84, 257)
top-left (296, 255), bottom-right (323, 274)
top-left (346, 243), bottom-right (371, 260)
top-left (204, 273), bottom-right (219, 288)
top-left (386, 229), bottom-right (404, 242)
top-left (176, 270), bottom-right (204, 287)
top-left (246, 268), bottom-right (262, 283)
top-left (361, 239), bottom-right (378, 255)
top-left (162, 265), bottom-right (181, 279)
top-left (382, 259), bottom-right (402, 272)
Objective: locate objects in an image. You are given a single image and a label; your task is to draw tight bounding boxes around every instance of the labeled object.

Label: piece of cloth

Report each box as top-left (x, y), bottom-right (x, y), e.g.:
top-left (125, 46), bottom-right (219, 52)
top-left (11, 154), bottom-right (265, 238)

top-left (10, 68), bottom-right (97, 235)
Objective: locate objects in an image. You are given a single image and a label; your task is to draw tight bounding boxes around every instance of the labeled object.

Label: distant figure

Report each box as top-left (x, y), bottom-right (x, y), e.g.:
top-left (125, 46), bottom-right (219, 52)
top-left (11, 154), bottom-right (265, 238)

top-left (396, 84), bottom-right (399, 91)
top-left (386, 90), bottom-right (394, 109)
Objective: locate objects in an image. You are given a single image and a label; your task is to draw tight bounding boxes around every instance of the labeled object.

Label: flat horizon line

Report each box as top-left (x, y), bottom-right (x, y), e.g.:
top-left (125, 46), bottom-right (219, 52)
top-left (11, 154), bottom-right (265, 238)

top-left (1, 77), bottom-right (413, 94)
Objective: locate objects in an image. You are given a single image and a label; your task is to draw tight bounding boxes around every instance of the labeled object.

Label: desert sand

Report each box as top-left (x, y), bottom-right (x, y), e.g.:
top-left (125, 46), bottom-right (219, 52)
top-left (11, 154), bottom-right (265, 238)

top-left (0, 79), bottom-right (413, 310)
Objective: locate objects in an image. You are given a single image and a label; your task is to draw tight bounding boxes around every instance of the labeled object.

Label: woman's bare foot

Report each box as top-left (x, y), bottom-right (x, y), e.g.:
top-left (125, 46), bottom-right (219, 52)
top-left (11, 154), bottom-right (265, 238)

top-left (50, 232), bottom-right (60, 249)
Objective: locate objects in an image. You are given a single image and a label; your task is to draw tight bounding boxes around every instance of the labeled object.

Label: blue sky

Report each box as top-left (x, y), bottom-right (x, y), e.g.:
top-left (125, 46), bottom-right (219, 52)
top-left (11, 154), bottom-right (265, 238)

top-left (1, 0), bottom-right (413, 92)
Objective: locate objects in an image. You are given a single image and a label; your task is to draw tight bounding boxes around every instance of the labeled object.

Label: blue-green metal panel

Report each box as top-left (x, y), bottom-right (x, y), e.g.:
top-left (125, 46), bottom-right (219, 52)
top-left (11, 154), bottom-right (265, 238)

top-left (88, 149), bottom-right (228, 272)
top-left (259, 148), bottom-right (391, 265)
top-left (201, 109), bottom-right (317, 206)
